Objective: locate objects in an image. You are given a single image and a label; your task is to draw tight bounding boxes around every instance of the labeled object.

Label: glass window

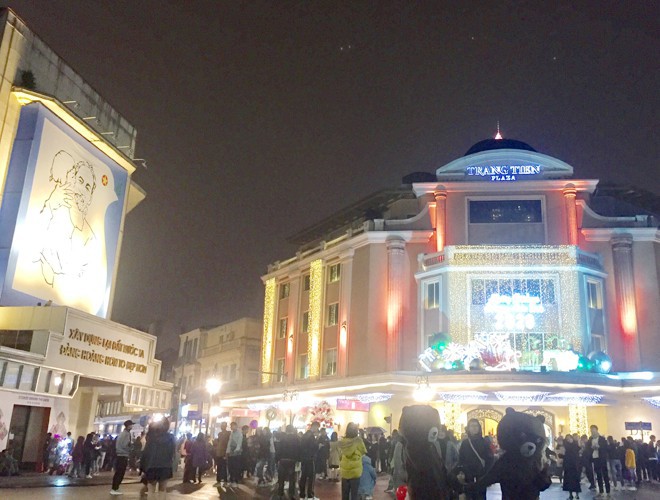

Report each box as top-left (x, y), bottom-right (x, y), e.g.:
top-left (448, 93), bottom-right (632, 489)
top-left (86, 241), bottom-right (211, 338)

top-left (279, 283), bottom-right (290, 299)
top-left (192, 338), bottom-right (198, 359)
top-left (471, 279), bottom-right (485, 305)
top-left (426, 282), bottom-right (440, 309)
top-left (327, 303), bottom-right (339, 326)
top-left (324, 349), bottom-right (337, 376)
top-left (230, 364), bottom-right (237, 380)
top-left (298, 354), bottom-right (309, 379)
top-left (469, 200), bottom-right (543, 223)
top-left (276, 358), bottom-right (286, 383)
top-left (586, 278), bottom-right (605, 335)
top-left (302, 311), bottom-right (309, 334)
top-left (329, 264), bottom-right (341, 283)
top-left (278, 317), bottom-right (288, 339)
top-left (303, 275), bottom-right (311, 291)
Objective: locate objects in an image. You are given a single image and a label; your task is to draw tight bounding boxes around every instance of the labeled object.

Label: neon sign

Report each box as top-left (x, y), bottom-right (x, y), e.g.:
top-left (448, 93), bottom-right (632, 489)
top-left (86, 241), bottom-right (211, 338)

top-left (466, 164), bottom-right (541, 181)
top-left (484, 293), bottom-right (544, 331)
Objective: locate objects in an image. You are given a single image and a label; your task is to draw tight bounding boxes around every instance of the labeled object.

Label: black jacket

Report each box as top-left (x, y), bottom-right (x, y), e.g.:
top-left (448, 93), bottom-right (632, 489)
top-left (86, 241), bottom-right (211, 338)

top-left (276, 433), bottom-right (300, 462)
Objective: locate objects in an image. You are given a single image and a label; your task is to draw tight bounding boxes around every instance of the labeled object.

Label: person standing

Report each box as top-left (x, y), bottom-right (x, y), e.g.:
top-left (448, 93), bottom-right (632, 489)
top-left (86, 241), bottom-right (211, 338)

top-left (69, 436), bottom-right (84, 478)
top-left (586, 425), bottom-right (610, 497)
top-left (562, 434), bottom-right (582, 500)
top-left (276, 424), bottom-right (300, 499)
top-left (338, 422), bottom-right (367, 500)
top-left (213, 422), bottom-right (231, 486)
top-left (458, 419), bottom-right (493, 500)
top-left (140, 418), bottom-right (176, 497)
top-left (299, 421), bottom-right (320, 499)
top-left (316, 428), bottom-right (330, 479)
top-left (328, 431), bottom-right (341, 481)
top-left (358, 453), bottom-right (377, 499)
top-left (227, 422), bottom-right (243, 486)
top-left (110, 419), bottom-right (133, 495)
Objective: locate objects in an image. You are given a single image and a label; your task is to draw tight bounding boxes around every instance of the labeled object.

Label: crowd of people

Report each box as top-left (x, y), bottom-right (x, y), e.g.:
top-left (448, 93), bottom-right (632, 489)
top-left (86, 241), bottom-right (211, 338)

top-left (3, 416), bottom-right (657, 500)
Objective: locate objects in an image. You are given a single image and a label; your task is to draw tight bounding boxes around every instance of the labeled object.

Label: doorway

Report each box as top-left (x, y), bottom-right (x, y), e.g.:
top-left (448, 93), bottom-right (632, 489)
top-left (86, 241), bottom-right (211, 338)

top-left (7, 405), bottom-right (50, 471)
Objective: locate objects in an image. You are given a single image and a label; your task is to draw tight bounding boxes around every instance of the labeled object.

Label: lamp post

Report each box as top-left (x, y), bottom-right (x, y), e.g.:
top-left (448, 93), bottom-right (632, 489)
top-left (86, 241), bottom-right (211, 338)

top-left (205, 377), bottom-right (222, 436)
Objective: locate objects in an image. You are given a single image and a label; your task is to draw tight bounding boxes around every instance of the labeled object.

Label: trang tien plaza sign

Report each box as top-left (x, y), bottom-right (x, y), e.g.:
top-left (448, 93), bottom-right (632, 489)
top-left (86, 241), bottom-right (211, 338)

top-left (466, 164), bottom-right (542, 181)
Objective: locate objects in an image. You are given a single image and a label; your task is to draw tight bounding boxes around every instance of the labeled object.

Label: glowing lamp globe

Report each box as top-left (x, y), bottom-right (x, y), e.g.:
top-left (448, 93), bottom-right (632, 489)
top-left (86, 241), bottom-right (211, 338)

top-left (588, 351), bottom-right (613, 374)
top-left (469, 358), bottom-right (484, 371)
top-left (429, 332), bottom-right (452, 353)
top-left (576, 355), bottom-right (593, 372)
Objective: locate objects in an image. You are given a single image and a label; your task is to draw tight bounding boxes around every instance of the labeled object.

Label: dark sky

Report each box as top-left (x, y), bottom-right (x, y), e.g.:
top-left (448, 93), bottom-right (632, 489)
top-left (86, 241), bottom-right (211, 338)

top-left (8, 1), bottom-right (658, 351)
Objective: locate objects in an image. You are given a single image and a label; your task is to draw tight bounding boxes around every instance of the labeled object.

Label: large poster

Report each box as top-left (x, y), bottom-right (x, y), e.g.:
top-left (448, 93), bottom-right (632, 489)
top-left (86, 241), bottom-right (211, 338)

top-left (0, 103), bottom-right (128, 317)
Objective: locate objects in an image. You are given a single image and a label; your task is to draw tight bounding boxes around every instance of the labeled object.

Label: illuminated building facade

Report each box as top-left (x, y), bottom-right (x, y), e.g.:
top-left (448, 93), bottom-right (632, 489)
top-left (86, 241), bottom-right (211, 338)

top-left (224, 134), bottom-right (659, 441)
top-left (0, 9), bottom-right (171, 468)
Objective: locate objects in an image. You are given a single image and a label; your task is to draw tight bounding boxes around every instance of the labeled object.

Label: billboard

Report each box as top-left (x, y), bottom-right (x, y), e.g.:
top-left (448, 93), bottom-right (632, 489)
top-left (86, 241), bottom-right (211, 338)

top-left (0, 102), bottom-right (128, 317)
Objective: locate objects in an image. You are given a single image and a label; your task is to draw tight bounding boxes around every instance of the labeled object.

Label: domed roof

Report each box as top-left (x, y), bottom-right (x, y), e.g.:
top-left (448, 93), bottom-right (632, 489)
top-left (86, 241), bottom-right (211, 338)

top-left (464, 138), bottom-right (537, 156)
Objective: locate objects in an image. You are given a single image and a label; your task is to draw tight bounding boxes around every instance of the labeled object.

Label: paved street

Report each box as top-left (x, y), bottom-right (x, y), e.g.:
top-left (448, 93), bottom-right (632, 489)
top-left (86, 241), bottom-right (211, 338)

top-left (1, 470), bottom-right (660, 499)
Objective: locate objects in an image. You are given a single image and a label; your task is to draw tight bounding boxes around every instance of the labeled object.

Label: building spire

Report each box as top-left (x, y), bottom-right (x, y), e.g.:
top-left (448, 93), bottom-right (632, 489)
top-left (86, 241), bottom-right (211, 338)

top-left (494, 121), bottom-right (503, 140)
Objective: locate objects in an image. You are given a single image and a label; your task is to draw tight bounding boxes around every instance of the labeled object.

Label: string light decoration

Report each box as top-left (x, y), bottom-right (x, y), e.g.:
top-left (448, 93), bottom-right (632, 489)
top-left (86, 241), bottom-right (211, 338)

top-left (308, 259), bottom-right (324, 378)
top-left (261, 278), bottom-right (276, 384)
top-left (545, 392), bottom-right (602, 406)
top-left (442, 401), bottom-right (462, 436)
top-left (643, 397), bottom-right (660, 409)
top-left (442, 245), bottom-right (585, 364)
top-left (357, 393), bottom-right (393, 404)
top-left (494, 391), bottom-right (550, 404)
top-left (439, 391), bottom-right (488, 404)
top-left (569, 404), bottom-right (589, 435)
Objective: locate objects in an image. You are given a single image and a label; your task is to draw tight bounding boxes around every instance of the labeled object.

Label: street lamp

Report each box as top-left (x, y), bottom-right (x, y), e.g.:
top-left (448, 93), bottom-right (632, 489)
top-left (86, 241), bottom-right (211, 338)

top-left (205, 377), bottom-right (222, 436)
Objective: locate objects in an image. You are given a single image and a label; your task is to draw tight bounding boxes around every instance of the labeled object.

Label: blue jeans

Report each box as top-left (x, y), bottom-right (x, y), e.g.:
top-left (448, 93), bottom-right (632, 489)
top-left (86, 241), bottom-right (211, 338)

top-left (608, 459), bottom-right (622, 486)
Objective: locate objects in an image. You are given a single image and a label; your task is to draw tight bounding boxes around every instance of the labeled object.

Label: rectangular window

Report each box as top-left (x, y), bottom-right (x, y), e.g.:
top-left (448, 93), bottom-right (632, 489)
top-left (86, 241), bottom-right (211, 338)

top-left (586, 278), bottom-right (605, 335)
top-left (324, 348), bottom-right (337, 376)
top-left (279, 283), bottom-right (290, 299)
top-left (298, 354), bottom-right (309, 379)
top-left (229, 364), bottom-right (237, 380)
top-left (276, 358), bottom-right (286, 383)
top-left (329, 263), bottom-right (341, 283)
top-left (192, 338), bottom-right (198, 359)
top-left (303, 274), bottom-right (311, 291)
top-left (469, 200), bottom-right (543, 224)
top-left (327, 303), bottom-right (339, 326)
top-left (278, 317), bottom-right (288, 339)
top-left (426, 282), bottom-right (440, 309)
top-left (302, 311), bottom-right (310, 334)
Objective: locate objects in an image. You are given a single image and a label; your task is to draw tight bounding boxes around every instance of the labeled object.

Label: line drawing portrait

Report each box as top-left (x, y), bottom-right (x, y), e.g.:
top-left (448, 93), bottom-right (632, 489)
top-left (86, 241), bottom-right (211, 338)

top-left (37, 151), bottom-right (97, 287)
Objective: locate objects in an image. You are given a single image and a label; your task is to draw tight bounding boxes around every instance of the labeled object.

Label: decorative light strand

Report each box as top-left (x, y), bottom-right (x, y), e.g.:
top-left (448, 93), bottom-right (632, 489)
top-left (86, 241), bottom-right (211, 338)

top-left (443, 401), bottom-right (462, 436)
top-left (261, 278), bottom-right (276, 384)
top-left (642, 397), bottom-right (660, 409)
top-left (439, 391), bottom-right (488, 403)
top-left (308, 259), bottom-right (324, 378)
top-left (494, 391), bottom-right (550, 404)
top-left (357, 393), bottom-right (393, 404)
top-left (545, 392), bottom-right (602, 406)
top-left (568, 404), bottom-right (589, 436)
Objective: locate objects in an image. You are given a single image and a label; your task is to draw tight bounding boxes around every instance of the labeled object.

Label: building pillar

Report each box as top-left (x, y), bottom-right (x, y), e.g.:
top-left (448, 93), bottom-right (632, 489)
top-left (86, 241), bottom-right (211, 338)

top-left (434, 190), bottom-right (447, 252)
top-left (568, 404), bottom-right (588, 436)
top-left (611, 234), bottom-right (641, 370)
top-left (563, 186), bottom-right (578, 245)
top-left (386, 237), bottom-right (406, 371)
top-left (338, 254), bottom-right (353, 377)
top-left (307, 259), bottom-right (324, 379)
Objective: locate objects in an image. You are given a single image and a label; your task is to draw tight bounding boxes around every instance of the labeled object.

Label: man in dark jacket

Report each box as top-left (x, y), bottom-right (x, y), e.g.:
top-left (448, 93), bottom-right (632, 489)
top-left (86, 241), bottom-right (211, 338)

top-left (299, 422), bottom-right (320, 499)
top-left (276, 425), bottom-right (300, 499)
top-left (585, 425), bottom-right (610, 496)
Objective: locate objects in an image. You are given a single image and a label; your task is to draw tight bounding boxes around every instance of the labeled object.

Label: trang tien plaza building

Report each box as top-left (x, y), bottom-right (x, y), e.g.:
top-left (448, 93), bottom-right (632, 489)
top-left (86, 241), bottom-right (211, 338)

top-left (220, 134), bottom-right (659, 443)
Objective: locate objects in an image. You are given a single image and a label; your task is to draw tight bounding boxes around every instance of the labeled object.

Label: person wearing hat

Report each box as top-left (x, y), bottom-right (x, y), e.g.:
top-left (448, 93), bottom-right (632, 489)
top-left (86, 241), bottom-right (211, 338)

top-left (111, 419), bottom-right (134, 495)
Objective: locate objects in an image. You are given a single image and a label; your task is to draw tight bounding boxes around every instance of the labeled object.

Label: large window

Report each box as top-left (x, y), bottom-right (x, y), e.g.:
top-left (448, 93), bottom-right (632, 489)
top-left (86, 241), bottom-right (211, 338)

top-left (303, 274), bottom-right (311, 291)
top-left (469, 200), bottom-right (542, 223)
top-left (276, 358), bottom-right (286, 383)
top-left (279, 283), bottom-right (290, 299)
top-left (278, 317), bottom-right (288, 339)
top-left (586, 278), bottom-right (605, 348)
top-left (327, 303), bottom-right (339, 326)
top-left (301, 311), bottom-right (310, 334)
top-left (329, 263), bottom-right (341, 283)
top-left (298, 354), bottom-right (309, 379)
top-left (324, 348), bottom-right (337, 376)
top-left (426, 282), bottom-right (440, 309)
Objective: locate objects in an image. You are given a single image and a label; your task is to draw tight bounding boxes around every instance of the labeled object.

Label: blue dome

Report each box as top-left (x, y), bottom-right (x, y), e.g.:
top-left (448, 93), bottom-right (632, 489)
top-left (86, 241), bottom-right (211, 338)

top-left (464, 138), bottom-right (537, 156)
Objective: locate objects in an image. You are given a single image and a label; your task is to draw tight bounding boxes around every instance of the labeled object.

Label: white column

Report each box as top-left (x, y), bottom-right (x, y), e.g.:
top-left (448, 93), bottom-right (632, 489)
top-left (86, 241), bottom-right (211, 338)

top-left (611, 234), bottom-right (641, 370)
top-left (387, 237), bottom-right (406, 371)
top-left (563, 186), bottom-right (578, 245)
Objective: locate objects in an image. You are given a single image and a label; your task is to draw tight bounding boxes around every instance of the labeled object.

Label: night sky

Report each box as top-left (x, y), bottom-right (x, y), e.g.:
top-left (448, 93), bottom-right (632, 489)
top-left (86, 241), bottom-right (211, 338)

top-left (8, 1), bottom-right (658, 350)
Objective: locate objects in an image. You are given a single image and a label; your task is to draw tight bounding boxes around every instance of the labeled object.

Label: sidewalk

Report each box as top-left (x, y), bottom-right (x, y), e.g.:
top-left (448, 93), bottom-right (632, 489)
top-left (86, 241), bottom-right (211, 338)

top-left (0, 470), bottom-right (143, 489)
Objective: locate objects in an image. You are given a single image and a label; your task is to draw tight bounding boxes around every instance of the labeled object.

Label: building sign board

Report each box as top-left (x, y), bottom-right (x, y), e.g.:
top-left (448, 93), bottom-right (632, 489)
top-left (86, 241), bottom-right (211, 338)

top-left (336, 399), bottom-right (370, 412)
top-left (466, 164), bottom-right (542, 181)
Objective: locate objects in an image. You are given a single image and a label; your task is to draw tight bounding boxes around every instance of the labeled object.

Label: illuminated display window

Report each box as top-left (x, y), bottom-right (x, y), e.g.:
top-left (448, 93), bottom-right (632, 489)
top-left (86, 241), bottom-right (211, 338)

top-left (470, 200), bottom-right (542, 223)
top-left (298, 354), bottom-right (309, 379)
top-left (278, 317), bottom-right (288, 339)
top-left (327, 303), bottom-right (339, 326)
top-left (303, 274), bottom-right (311, 291)
top-left (279, 282), bottom-right (290, 299)
top-left (426, 281), bottom-right (440, 309)
top-left (328, 263), bottom-right (341, 283)
top-left (276, 358), bottom-right (286, 382)
top-left (471, 278), bottom-right (555, 305)
top-left (324, 348), bottom-right (337, 376)
top-left (301, 311), bottom-right (309, 334)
